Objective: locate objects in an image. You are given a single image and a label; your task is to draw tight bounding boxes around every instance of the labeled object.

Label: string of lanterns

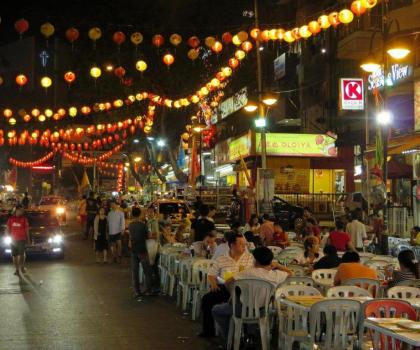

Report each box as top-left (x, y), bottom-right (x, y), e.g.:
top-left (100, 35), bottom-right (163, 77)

top-left (116, 165), bottom-right (124, 192)
top-left (62, 146), bottom-right (124, 167)
top-left (9, 151), bottom-right (55, 168)
top-left (98, 168), bottom-right (118, 178)
top-left (1, 110), bottom-right (154, 147)
top-left (12, 1), bottom-right (376, 50)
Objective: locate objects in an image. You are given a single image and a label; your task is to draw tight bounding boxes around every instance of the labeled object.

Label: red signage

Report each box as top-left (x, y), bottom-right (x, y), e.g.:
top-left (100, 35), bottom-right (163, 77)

top-left (340, 78), bottom-right (364, 110)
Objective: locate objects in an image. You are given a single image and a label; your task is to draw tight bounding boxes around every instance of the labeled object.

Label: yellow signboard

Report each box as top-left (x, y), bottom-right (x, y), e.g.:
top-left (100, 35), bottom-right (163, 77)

top-left (228, 133), bottom-right (251, 160)
top-left (256, 133), bottom-right (337, 157)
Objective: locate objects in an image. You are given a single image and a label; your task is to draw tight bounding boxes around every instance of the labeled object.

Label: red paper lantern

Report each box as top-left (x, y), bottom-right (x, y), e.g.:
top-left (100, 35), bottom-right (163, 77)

top-left (152, 34), bottom-right (164, 48)
top-left (15, 19), bottom-right (29, 35)
top-left (114, 66), bottom-right (126, 78)
top-left (64, 71), bottom-right (76, 84)
top-left (211, 41), bottom-right (223, 54)
top-left (107, 136), bottom-right (113, 144)
top-left (83, 142), bottom-right (89, 150)
top-left (65, 28), bottom-right (79, 43)
top-left (351, 0), bottom-right (367, 16)
top-left (16, 74), bottom-right (28, 87)
top-left (228, 58), bottom-right (239, 69)
top-left (113, 31), bottom-right (126, 45)
top-left (328, 12), bottom-right (341, 27)
top-left (241, 41), bottom-right (253, 52)
top-left (187, 36), bottom-right (200, 48)
top-left (222, 32), bottom-right (232, 45)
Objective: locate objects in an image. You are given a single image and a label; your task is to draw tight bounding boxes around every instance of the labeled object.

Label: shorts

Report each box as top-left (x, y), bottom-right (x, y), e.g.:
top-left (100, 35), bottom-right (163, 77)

top-left (11, 240), bottom-right (26, 257)
top-left (109, 233), bottom-right (122, 243)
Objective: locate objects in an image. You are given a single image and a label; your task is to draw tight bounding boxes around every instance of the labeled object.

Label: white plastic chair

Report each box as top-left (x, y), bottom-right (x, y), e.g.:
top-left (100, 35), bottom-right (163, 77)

top-left (396, 279), bottom-right (420, 288)
top-left (327, 285), bottom-right (372, 298)
top-left (227, 279), bottom-right (274, 350)
top-left (177, 258), bottom-right (205, 312)
top-left (191, 260), bottom-right (213, 320)
top-left (276, 285), bottom-right (321, 299)
top-left (166, 253), bottom-right (181, 296)
top-left (388, 286), bottom-right (420, 299)
top-left (267, 245), bottom-right (283, 256)
top-left (280, 276), bottom-right (314, 287)
top-left (287, 264), bottom-right (306, 277)
top-left (343, 278), bottom-right (381, 298)
top-left (299, 299), bottom-right (361, 350)
top-left (311, 269), bottom-right (337, 292)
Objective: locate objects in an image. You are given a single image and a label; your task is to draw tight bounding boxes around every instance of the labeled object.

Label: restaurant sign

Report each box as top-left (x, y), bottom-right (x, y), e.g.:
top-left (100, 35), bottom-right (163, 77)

top-left (228, 133), bottom-right (251, 161)
top-left (220, 87), bottom-right (248, 119)
top-left (256, 133), bottom-right (337, 157)
top-left (368, 64), bottom-right (412, 91)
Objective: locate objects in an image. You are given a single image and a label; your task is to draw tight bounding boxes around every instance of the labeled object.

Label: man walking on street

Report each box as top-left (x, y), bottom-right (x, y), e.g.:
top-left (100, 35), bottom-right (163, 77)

top-left (7, 206), bottom-right (29, 276)
top-left (346, 212), bottom-right (368, 251)
top-left (108, 200), bottom-right (125, 263)
top-left (85, 191), bottom-right (98, 239)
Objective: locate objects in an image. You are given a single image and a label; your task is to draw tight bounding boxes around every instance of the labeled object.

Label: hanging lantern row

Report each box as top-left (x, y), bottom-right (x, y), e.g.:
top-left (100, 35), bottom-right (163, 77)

top-left (116, 165), bottom-right (124, 192)
top-left (1, 111), bottom-right (152, 147)
top-left (12, 2), bottom-right (376, 46)
top-left (62, 150), bottom-right (125, 169)
top-left (98, 167), bottom-right (119, 178)
top-left (9, 151), bottom-right (55, 168)
top-left (3, 57), bottom-right (234, 124)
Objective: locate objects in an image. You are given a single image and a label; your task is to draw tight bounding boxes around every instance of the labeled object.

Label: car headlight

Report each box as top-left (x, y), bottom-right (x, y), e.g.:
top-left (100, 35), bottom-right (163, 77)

top-left (53, 235), bottom-right (63, 244)
top-left (56, 207), bottom-right (65, 215)
top-left (3, 236), bottom-right (12, 246)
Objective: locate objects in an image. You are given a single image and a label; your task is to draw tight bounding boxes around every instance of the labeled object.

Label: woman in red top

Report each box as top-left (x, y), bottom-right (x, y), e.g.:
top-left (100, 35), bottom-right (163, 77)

top-left (271, 222), bottom-right (289, 248)
top-left (328, 220), bottom-right (354, 252)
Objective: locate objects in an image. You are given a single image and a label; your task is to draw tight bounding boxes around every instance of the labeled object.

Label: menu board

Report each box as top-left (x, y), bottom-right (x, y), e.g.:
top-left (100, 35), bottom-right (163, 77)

top-left (274, 168), bottom-right (310, 193)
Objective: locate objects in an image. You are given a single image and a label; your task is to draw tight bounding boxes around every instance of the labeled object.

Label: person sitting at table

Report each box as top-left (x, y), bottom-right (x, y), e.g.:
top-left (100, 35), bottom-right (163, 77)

top-left (271, 222), bottom-right (290, 248)
top-left (199, 233), bottom-right (254, 338)
top-left (243, 214), bottom-right (261, 235)
top-left (192, 232), bottom-right (217, 258)
top-left (212, 231), bottom-right (234, 260)
top-left (212, 247), bottom-right (290, 343)
top-left (293, 236), bottom-right (323, 266)
top-left (334, 251), bottom-right (377, 286)
top-left (243, 231), bottom-right (257, 251)
top-left (160, 222), bottom-right (176, 245)
top-left (306, 217), bottom-right (321, 241)
top-left (328, 220), bottom-right (355, 252)
top-left (259, 214), bottom-right (275, 246)
top-left (410, 226), bottom-right (420, 246)
top-left (313, 245), bottom-right (341, 270)
top-left (387, 250), bottom-right (420, 288)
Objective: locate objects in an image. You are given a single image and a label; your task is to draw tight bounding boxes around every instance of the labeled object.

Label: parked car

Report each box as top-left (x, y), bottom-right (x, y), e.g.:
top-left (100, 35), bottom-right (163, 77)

top-left (1, 210), bottom-right (64, 259)
top-left (150, 199), bottom-right (193, 226)
top-left (38, 195), bottom-right (67, 225)
top-left (272, 196), bottom-right (304, 231)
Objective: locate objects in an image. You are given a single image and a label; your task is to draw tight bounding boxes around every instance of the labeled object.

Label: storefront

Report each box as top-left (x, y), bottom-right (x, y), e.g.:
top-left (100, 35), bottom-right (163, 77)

top-left (223, 130), bottom-right (353, 195)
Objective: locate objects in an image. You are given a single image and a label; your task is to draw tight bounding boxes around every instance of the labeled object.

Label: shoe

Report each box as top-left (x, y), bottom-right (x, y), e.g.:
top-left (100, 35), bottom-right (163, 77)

top-left (20, 267), bottom-right (27, 273)
top-left (14, 270), bottom-right (20, 276)
top-left (197, 332), bottom-right (215, 338)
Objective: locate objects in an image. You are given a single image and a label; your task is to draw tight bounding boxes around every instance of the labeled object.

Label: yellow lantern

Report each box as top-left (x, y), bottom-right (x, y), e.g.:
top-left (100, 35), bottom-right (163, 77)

top-left (276, 29), bottom-right (285, 40)
top-left (328, 12), bottom-right (340, 27)
top-left (3, 109), bottom-right (12, 118)
top-left (44, 109), bottom-right (53, 118)
top-left (241, 41), bottom-right (253, 52)
top-left (361, 0), bottom-right (377, 9)
top-left (169, 33), bottom-right (182, 46)
top-left (31, 109), bottom-right (40, 117)
top-left (173, 100), bottom-right (182, 109)
top-left (191, 95), bottom-right (200, 104)
top-left (38, 115), bottom-right (46, 122)
top-left (299, 25), bottom-right (312, 39)
top-left (235, 49), bottom-right (246, 60)
top-left (283, 31), bottom-right (295, 43)
top-left (9, 118), bottom-right (16, 125)
top-left (204, 36), bottom-right (216, 48)
top-left (237, 31), bottom-right (248, 42)
top-left (318, 15), bottom-right (331, 30)
top-left (114, 99), bottom-right (124, 108)
top-left (187, 48), bottom-right (199, 60)
top-left (269, 29), bottom-right (277, 40)
top-left (130, 32), bottom-right (143, 45)
top-left (232, 35), bottom-right (242, 46)
top-left (69, 107), bottom-right (78, 117)
top-left (135, 60), bottom-right (147, 72)
top-left (40, 76), bottom-right (52, 88)
top-left (211, 78), bottom-right (220, 87)
top-left (40, 22), bottom-right (55, 38)
top-left (200, 86), bottom-right (209, 96)
top-left (90, 66), bottom-right (102, 79)
top-left (339, 9), bottom-right (354, 24)
top-left (222, 67), bottom-right (232, 77)
top-left (88, 27), bottom-right (102, 41)
top-left (308, 21), bottom-right (321, 35)
top-left (181, 98), bottom-right (190, 107)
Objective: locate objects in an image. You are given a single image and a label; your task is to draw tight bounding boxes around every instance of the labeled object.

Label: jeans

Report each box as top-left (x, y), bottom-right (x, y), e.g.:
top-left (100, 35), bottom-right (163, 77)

top-left (212, 302), bottom-right (233, 340)
top-left (131, 252), bottom-right (160, 294)
top-left (201, 285), bottom-right (230, 335)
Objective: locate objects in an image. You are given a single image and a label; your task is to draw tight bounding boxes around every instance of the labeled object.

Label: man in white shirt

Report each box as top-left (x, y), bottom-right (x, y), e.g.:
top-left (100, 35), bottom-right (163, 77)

top-left (199, 233), bottom-right (254, 337)
top-left (193, 232), bottom-right (217, 258)
top-left (212, 247), bottom-right (289, 341)
top-left (107, 201), bottom-right (125, 263)
top-left (346, 212), bottom-right (367, 250)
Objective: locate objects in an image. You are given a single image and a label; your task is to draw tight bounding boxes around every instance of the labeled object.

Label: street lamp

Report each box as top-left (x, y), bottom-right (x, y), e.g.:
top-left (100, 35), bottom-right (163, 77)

top-left (157, 139), bottom-right (166, 147)
top-left (254, 118), bottom-right (266, 128)
top-left (261, 93), bottom-right (278, 106)
top-left (244, 100), bottom-right (258, 112)
top-left (387, 39), bottom-right (411, 60)
top-left (360, 54), bottom-right (381, 73)
top-left (376, 110), bottom-right (393, 125)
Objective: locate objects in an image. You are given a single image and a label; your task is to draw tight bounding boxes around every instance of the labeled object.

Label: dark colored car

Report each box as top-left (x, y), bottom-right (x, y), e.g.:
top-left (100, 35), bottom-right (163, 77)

top-left (1, 210), bottom-right (64, 259)
top-left (272, 196), bottom-right (304, 231)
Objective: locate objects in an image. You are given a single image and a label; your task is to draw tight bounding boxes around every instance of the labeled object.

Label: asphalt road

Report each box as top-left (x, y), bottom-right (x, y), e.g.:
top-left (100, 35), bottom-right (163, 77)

top-left (0, 220), bottom-right (216, 350)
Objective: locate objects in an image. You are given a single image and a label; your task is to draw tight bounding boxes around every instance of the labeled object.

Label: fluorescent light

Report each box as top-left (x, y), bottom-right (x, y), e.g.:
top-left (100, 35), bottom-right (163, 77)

top-left (53, 248), bottom-right (62, 253)
top-left (202, 152), bottom-right (211, 156)
top-left (376, 110), bottom-right (392, 125)
top-left (147, 137), bottom-right (155, 141)
top-left (157, 139), bottom-right (166, 147)
top-left (255, 118), bottom-right (266, 128)
top-left (354, 165), bottom-right (362, 176)
top-left (133, 139), bottom-right (139, 143)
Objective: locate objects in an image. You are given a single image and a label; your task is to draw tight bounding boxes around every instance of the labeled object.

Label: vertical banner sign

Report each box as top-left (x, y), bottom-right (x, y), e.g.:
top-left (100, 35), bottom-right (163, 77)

top-left (274, 53), bottom-right (286, 81)
top-left (415, 80), bottom-right (420, 131)
top-left (340, 78), bottom-right (364, 110)
top-left (257, 168), bottom-right (275, 214)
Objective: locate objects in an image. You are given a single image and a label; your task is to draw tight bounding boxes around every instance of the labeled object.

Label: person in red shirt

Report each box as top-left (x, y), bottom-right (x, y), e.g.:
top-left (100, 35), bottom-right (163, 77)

top-left (328, 220), bottom-right (355, 252)
top-left (7, 206), bottom-right (29, 276)
top-left (271, 222), bottom-right (290, 248)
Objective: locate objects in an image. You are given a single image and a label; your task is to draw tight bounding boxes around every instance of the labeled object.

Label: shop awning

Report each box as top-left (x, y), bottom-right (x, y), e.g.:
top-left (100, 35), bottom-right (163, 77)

top-left (387, 159), bottom-right (412, 178)
top-left (365, 132), bottom-right (420, 157)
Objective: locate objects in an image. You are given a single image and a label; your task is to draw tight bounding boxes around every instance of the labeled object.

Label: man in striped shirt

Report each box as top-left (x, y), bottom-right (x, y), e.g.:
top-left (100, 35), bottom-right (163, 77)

top-left (199, 233), bottom-right (254, 337)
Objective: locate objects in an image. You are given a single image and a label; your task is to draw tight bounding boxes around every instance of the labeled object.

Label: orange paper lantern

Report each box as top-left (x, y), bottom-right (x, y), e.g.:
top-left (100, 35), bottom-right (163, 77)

top-left (163, 53), bottom-right (175, 66)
